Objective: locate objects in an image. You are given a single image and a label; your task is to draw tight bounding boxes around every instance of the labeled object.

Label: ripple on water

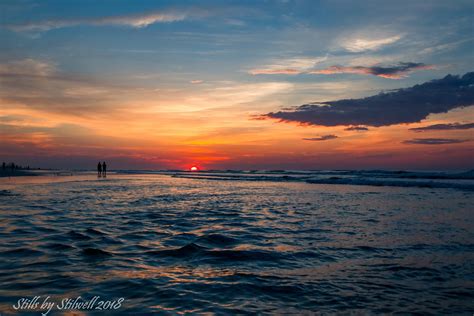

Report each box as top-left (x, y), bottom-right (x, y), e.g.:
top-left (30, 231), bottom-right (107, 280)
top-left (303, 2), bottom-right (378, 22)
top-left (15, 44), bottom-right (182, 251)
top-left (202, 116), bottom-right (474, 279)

top-left (3, 248), bottom-right (44, 257)
top-left (195, 233), bottom-right (239, 248)
top-left (0, 174), bottom-right (472, 314)
top-left (81, 247), bottom-right (114, 257)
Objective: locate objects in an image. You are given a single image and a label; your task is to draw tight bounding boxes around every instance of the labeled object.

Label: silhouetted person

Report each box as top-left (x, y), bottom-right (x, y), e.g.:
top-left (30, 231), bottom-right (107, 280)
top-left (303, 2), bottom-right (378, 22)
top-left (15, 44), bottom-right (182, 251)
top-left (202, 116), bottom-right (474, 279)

top-left (102, 161), bottom-right (107, 177)
top-left (2, 162), bottom-right (5, 171)
top-left (97, 162), bottom-right (102, 177)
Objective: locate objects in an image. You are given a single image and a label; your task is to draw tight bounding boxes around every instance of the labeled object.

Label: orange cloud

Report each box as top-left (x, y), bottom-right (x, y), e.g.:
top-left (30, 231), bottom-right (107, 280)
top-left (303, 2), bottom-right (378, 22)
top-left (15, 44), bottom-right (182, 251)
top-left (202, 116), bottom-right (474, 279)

top-left (248, 68), bottom-right (302, 75)
top-left (248, 56), bottom-right (327, 75)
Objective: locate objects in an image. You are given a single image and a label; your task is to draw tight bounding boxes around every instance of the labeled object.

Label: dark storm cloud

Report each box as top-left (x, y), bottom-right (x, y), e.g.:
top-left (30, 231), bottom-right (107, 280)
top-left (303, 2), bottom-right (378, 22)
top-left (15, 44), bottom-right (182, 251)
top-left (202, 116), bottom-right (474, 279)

top-left (344, 126), bottom-right (369, 131)
top-left (302, 134), bottom-right (338, 141)
top-left (402, 138), bottom-right (467, 145)
top-left (310, 62), bottom-right (434, 79)
top-left (409, 122), bottom-right (474, 132)
top-left (264, 72), bottom-right (474, 127)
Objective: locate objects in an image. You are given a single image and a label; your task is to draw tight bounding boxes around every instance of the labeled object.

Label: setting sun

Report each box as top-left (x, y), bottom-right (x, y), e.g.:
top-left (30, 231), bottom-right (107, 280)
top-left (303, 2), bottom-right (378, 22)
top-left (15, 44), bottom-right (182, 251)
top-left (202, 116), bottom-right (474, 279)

top-left (190, 166), bottom-right (198, 171)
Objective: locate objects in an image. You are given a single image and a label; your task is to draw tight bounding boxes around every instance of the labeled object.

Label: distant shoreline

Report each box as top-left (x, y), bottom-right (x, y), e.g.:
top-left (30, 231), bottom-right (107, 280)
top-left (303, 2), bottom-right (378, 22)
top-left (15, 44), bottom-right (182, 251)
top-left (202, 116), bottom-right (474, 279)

top-left (0, 169), bottom-right (38, 178)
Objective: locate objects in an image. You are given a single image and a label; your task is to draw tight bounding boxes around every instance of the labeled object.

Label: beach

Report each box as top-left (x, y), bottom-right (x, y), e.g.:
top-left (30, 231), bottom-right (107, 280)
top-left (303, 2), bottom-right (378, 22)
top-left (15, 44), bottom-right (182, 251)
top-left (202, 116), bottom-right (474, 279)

top-left (0, 172), bottom-right (473, 314)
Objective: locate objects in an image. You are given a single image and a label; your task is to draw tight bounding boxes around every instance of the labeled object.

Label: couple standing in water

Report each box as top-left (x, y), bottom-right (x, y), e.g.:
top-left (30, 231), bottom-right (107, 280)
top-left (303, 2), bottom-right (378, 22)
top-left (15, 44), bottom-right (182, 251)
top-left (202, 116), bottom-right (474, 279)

top-left (97, 161), bottom-right (107, 177)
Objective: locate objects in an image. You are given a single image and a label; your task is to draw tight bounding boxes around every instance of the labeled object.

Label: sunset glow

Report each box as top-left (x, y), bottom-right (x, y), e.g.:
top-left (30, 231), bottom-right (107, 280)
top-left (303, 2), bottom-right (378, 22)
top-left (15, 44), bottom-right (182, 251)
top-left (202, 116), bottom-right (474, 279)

top-left (0, 1), bottom-right (472, 170)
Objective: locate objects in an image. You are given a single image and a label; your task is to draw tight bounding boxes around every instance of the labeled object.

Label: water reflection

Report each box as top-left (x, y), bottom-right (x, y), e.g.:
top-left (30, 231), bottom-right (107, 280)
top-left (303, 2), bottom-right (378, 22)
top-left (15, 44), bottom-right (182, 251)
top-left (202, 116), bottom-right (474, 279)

top-left (0, 174), bottom-right (472, 314)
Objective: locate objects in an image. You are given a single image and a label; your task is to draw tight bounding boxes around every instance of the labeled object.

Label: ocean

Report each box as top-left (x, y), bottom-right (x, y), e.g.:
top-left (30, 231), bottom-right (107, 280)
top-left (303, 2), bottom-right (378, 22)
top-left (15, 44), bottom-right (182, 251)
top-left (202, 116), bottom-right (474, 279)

top-left (0, 170), bottom-right (473, 314)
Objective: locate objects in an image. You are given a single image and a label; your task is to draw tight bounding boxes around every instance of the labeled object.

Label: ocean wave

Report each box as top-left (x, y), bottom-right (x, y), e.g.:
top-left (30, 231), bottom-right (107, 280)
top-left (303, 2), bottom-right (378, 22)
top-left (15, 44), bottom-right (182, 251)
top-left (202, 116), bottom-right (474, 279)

top-left (195, 234), bottom-right (239, 248)
top-left (0, 189), bottom-right (19, 197)
top-left (3, 248), bottom-right (44, 257)
top-left (146, 242), bottom-right (285, 263)
top-left (117, 169), bottom-right (474, 180)
top-left (170, 172), bottom-right (474, 190)
top-left (82, 247), bottom-right (114, 257)
top-left (306, 177), bottom-right (474, 190)
top-left (85, 227), bottom-right (107, 236)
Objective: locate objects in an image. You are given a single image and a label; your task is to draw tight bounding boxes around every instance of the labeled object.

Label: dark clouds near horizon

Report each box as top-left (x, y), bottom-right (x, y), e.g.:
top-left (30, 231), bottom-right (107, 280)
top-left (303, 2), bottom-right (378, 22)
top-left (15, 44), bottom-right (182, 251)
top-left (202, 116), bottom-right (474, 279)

top-left (264, 72), bottom-right (474, 127)
top-left (345, 126), bottom-right (369, 131)
top-left (302, 134), bottom-right (338, 141)
top-left (311, 62), bottom-right (433, 79)
top-left (410, 122), bottom-right (474, 132)
top-left (402, 138), bottom-right (467, 145)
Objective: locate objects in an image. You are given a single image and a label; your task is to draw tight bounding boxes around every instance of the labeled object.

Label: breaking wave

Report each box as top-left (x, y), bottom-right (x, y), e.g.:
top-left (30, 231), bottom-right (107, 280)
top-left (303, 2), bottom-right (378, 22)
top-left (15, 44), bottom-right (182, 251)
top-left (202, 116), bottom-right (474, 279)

top-left (161, 169), bottom-right (474, 190)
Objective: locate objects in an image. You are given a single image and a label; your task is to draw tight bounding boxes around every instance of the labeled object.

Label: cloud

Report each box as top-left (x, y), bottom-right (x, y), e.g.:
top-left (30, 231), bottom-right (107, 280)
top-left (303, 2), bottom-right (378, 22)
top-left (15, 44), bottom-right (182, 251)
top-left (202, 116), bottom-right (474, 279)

top-left (249, 68), bottom-right (302, 75)
top-left (309, 62), bottom-right (434, 79)
top-left (190, 80), bottom-right (204, 84)
top-left (249, 115), bottom-right (268, 121)
top-left (0, 114), bottom-right (43, 124)
top-left (341, 35), bottom-right (402, 52)
top-left (249, 58), bottom-right (433, 79)
top-left (263, 72), bottom-right (474, 127)
top-left (409, 122), bottom-right (474, 132)
top-left (0, 58), bottom-right (130, 116)
top-left (402, 138), bottom-right (468, 145)
top-left (203, 82), bottom-right (293, 105)
top-left (0, 58), bottom-right (56, 77)
top-left (345, 126), bottom-right (369, 131)
top-left (418, 38), bottom-right (474, 56)
top-left (248, 56), bottom-right (327, 75)
top-left (303, 135), bottom-right (338, 141)
top-left (8, 11), bottom-right (189, 32)
top-left (0, 58), bottom-right (294, 119)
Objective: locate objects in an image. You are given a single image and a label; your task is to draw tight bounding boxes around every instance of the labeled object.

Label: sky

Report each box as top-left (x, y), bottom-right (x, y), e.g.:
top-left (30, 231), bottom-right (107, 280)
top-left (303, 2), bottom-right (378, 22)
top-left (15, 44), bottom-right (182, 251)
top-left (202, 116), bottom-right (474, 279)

top-left (0, 0), bottom-right (473, 170)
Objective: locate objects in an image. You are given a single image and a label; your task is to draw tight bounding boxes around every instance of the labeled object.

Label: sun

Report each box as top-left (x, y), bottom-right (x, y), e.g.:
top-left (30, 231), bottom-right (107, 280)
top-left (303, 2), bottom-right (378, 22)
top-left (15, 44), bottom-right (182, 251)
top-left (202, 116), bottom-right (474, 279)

top-left (190, 166), bottom-right (198, 171)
